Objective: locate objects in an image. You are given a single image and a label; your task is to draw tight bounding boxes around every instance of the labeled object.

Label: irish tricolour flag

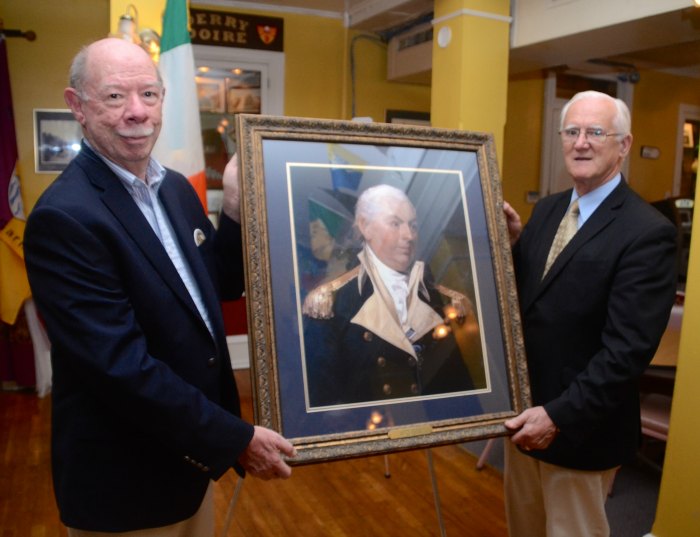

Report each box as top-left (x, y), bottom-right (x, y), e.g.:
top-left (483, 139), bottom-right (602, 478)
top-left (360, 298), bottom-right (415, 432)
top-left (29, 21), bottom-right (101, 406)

top-left (152, 0), bottom-right (207, 211)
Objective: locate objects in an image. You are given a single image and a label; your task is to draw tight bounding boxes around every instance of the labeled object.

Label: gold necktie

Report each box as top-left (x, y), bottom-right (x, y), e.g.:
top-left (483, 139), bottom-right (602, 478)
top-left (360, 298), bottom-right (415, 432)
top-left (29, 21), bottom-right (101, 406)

top-left (543, 199), bottom-right (580, 277)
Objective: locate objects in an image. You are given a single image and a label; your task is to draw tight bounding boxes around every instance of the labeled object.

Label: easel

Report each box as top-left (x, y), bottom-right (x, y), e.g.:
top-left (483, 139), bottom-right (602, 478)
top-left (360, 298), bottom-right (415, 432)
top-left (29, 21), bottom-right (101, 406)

top-left (217, 441), bottom-right (496, 537)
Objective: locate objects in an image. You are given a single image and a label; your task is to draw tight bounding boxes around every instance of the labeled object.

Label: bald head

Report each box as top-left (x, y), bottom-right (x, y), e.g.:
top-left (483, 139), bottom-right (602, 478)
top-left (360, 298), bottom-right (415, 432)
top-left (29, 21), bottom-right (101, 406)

top-left (69, 38), bottom-right (162, 98)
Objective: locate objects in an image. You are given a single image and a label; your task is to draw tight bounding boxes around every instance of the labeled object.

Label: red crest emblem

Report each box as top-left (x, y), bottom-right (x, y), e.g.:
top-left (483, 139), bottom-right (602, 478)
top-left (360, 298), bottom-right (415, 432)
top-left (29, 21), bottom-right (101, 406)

top-left (257, 25), bottom-right (277, 45)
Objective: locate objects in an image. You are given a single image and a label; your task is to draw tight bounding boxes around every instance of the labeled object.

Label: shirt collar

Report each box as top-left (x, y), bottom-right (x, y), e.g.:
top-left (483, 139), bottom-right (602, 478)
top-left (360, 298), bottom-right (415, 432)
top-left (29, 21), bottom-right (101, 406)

top-left (571, 173), bottom-right (621, 223)
top-left (366, 245), bottom-right (409, 283)
top-left (83, 138), bottom-right (166, 192)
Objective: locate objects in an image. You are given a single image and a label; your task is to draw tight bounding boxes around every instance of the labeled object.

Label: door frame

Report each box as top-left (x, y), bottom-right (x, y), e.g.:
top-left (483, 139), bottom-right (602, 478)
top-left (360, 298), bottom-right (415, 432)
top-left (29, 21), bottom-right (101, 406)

top-left (192, 45), bottom-right (285, 115)
top-left (673, 103), bottom-right (700, 197)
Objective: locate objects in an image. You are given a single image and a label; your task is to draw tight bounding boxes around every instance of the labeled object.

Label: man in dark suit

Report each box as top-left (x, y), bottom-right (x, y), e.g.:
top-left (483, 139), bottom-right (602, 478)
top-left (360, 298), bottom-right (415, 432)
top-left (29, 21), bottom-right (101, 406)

top-left (24, 38), bottom-right (294, 536)
top-left (302, 184), bottom-right (485, 407)
top-left (502, 91), bottom-right (677, 536)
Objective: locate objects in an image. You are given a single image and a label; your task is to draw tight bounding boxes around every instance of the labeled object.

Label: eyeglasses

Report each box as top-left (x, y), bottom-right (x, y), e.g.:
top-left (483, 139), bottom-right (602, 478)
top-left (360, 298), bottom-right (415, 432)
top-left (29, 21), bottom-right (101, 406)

top-left (559, 127), bottom-right (623, 144)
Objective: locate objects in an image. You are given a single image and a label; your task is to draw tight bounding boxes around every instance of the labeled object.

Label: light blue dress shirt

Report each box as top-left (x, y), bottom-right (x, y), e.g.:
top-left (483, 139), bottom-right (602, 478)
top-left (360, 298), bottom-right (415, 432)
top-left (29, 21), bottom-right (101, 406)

top-left (568, 173), bottom-right (622, 229)
top-left (89, 142), bottom-right (215, 336)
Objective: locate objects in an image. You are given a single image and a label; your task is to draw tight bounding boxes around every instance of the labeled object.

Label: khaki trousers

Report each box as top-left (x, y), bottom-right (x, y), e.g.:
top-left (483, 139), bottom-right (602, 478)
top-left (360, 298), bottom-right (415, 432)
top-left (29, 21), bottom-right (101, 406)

top-left (67, 480), bottom-right (215, 537)
top-left (504, 440), bottom-right (617, 537)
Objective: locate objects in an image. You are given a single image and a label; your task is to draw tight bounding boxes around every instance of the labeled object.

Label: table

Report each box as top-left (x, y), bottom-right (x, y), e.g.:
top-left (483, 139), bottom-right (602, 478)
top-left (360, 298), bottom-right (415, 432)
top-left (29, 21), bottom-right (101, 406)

top-left (649, 304), bottom-right (683, 367)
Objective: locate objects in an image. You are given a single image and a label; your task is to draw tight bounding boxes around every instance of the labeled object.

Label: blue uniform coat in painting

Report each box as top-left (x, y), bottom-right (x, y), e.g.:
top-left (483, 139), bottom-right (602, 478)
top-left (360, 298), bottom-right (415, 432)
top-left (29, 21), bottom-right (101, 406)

top-left (302, 251), bottom-right (485, 407)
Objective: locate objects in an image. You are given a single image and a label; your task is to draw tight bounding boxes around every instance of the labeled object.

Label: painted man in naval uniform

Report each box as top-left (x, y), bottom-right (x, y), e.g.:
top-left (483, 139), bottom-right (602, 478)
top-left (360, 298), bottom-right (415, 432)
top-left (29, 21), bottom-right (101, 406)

top-left (302, 184), bottom-right (485, 407)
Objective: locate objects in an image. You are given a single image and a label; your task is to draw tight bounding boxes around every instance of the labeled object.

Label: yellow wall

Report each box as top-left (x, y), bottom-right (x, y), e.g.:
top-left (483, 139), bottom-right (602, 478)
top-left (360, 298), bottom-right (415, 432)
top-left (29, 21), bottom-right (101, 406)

top-left (628, 70), bottom-right (700, 202)
top-left (431, 0), bottom-right (510, 166)
top-left (4, 0), bottom-right (109, 213)
top-left (652, 168), bottom-right (700, 536)
top-left (111, 0), bottom-right (162, 32)
top-left (279, 14), bottom-right (348, 119)
top-left (501, 73), bottom-right (545, 222)
top-left (346, 29), bottom-right (432, 122)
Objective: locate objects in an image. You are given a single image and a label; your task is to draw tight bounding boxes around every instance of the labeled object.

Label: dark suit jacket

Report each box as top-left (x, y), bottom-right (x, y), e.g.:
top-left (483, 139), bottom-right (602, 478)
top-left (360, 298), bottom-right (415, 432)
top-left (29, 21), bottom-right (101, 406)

top-left (512, 180), bottom-right (677, 470)
top-left (303, 271), bottom-right (483, 407)
top-left (24, 144), bottom-right (254, 532)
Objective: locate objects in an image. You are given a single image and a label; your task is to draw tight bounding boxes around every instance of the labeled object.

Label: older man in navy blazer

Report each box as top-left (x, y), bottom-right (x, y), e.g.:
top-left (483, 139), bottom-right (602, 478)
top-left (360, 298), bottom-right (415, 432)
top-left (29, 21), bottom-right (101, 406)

top-left (24, 38), bottom-right (294, 535)
top-left (502, 91), bottom-right (677, 537)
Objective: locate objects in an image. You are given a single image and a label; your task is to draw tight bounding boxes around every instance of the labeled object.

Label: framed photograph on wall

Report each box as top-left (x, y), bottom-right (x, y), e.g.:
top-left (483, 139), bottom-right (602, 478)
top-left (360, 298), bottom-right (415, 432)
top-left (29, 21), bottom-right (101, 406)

top-left (226, 69), bottom-right (262, 114)
top-left (236, 114), bottom-right (529, 464)
top-left (33, 109), bottom-right (82, 174)
top-left (196, 76), bottom-right (225, 113)
top-left (385, 109), bottom-right (431, 126)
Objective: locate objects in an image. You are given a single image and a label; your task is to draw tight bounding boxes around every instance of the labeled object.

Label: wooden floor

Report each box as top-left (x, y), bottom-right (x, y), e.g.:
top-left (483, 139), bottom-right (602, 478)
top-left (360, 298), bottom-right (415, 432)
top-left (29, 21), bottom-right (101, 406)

top-left (0, 371), bottom-right (507, 537)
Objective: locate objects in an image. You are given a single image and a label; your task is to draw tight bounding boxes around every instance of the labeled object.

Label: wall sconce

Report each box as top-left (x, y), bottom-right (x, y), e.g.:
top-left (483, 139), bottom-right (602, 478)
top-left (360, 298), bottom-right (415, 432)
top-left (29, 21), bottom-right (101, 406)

top-left (0, 18), bottom-right (37, 41)
top-left (111, 4), bottom-right (161, 62)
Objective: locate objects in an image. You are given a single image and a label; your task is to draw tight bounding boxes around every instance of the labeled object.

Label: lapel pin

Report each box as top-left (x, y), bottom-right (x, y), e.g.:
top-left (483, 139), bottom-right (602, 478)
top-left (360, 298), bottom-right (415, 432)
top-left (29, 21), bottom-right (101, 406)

top-left (193, 228), bottom-right (206, 247)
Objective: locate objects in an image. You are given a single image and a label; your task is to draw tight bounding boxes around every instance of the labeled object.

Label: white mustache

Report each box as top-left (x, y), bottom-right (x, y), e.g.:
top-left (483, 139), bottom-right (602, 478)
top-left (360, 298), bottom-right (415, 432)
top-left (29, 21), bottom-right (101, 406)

top-left (118, 126), bottom-right (155, 137)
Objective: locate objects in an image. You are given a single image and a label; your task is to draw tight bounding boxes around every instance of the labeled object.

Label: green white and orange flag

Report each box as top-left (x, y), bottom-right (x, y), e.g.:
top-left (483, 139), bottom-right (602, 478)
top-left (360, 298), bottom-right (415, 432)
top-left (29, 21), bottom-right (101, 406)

top-left (0, 35), bottom-right (31, 325)
top-left (152, 0), bottom-right (207, 211)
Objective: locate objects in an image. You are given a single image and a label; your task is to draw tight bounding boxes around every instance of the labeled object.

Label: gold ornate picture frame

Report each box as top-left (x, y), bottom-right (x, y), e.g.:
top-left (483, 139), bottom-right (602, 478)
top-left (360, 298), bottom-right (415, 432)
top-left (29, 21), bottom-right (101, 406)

top-left (236, 114), bottom-right (529, 464)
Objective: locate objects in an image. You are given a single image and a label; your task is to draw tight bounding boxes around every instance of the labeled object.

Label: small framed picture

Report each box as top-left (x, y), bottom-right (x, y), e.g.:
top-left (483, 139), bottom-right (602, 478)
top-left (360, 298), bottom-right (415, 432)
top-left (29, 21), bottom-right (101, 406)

top-left (227, 86), bottom-right (261, 114)
top-left (236, 114), bottom-right (530, 464)
top-left (226, 69), bottom-right (261, 114)
top-left (196, 76), bottom-right (225, 113)
top-left (33, 109), bottom-right (82, 174)
top-left (385, 109), bottom-right (431, 126)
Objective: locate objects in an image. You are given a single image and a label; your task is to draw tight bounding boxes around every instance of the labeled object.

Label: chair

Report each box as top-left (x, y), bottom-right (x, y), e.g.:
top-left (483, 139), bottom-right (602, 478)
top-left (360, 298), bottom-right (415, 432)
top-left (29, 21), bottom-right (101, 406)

top-left (640, 392), bottom-right (672, 442)
top-left (635, 391), bottom-right (673, 476)
top-left (608, 391), bottom-right (672, 497)
top-left (476, 438), bottom-right (496, 470)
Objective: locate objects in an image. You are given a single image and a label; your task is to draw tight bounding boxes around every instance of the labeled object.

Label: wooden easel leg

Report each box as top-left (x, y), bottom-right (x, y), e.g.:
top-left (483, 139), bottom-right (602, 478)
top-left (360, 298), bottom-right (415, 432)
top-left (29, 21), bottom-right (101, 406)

top-left (220, 476), bottom-right (245, 537)
top-left (426, 449), bottom-right (447, 537)
top-left (384, 454), bottom-right (391, 478)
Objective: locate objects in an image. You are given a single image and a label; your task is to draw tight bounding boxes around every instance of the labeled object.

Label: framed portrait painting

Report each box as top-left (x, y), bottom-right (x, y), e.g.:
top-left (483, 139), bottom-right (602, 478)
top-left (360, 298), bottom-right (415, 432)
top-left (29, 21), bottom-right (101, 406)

top-left (236, 114), bottom-right (529, 464)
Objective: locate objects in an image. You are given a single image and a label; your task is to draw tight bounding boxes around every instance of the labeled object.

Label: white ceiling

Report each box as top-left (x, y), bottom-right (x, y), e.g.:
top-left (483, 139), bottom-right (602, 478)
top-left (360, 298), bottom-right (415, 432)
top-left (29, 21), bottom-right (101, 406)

top-left (211, 0), bottom-right (700, 78)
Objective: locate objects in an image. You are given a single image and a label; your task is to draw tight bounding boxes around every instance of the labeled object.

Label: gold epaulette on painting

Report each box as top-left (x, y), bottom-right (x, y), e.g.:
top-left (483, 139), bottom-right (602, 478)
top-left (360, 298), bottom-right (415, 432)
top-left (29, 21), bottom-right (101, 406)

top-left (435, 284), bottom-right (473, 320)
top-left (302, 267), bottom-right (360, 319)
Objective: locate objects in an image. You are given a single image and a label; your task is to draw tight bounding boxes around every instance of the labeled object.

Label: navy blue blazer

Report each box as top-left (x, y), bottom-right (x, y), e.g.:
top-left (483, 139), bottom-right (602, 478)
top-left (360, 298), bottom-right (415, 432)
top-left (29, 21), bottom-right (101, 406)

top-left (512, 180), bottom-right (677, 470)
top-left (24, 144), bottom-right (254, 532)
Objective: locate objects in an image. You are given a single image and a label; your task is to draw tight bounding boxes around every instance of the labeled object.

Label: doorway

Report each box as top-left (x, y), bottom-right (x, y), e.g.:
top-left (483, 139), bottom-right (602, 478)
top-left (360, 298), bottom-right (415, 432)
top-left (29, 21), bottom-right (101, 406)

top-left (674, 104), bottom-right (700, 200)
top-left (192, 45), bottom-right (285, 221)
top-left (540, 72), bottom-right (633, 197)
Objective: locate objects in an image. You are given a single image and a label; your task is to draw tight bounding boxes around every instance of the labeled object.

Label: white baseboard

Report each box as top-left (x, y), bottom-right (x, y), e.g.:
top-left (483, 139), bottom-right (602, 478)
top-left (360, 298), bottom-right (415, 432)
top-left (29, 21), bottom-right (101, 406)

top-left (226, 334), bottom-right (250, 370)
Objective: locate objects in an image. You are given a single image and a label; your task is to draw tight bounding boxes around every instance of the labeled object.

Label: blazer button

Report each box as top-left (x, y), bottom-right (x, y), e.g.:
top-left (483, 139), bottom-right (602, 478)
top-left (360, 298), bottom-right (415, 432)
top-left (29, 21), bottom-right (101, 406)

top-left (363, 331), bottom-right (373, 342)
top-left (377, 357), bottom-right (386, 367)
top-left (207, 357), bottom-right (216, 367)
top-left (382, 384), bottom-right (392, 395)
